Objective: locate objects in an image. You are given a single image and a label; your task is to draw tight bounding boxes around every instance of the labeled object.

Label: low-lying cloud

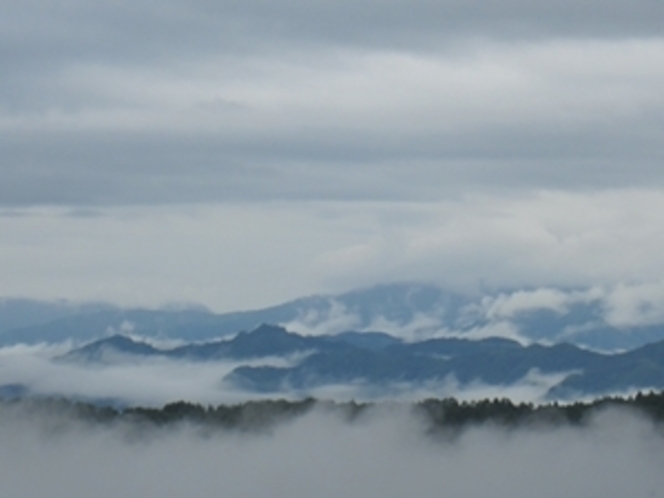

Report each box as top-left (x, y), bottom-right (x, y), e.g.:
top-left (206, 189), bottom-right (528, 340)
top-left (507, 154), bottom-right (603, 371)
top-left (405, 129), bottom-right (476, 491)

top-left (284, 280), bottom-right (664, 346)
top-left (0, 344), bottom-right (567, 406)
top-left (0, 403), bottom-right (662, 498)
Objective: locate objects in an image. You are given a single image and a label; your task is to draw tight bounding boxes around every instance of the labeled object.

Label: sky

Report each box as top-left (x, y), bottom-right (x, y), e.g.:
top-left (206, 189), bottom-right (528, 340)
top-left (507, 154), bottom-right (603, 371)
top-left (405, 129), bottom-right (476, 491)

top-left (1, 1), bottom-right (663, 311)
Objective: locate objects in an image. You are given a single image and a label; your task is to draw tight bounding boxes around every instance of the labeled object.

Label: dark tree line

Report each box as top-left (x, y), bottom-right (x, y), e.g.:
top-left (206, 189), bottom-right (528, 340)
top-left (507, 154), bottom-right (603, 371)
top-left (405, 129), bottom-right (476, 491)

top-left (3, 391), bottom-right (664, 432)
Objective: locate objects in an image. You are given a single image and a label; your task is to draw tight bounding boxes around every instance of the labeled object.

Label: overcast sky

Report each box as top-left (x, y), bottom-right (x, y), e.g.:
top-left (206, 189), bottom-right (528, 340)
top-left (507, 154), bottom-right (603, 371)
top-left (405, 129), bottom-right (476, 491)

top-left (1, 1), bottom-right (663, 310)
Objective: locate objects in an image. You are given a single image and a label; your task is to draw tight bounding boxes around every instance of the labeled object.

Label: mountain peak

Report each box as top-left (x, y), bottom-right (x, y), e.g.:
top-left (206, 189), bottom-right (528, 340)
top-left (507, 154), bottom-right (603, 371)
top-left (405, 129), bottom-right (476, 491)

top-left (62, 334), bottom-right (160, 362)
top-left (248, 323), bottom-right (291, 336)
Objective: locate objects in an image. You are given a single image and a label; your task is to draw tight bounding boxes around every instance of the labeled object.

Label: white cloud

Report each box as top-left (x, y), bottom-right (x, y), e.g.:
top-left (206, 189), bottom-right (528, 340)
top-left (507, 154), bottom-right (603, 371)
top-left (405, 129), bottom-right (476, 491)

top-left (602, 282), bottom-right (664, 328)
top-left (282, 300), bottom-right (362, 336)
top-left (483, 288), bottom-right (573, 319)
top-left (2, 190), bottom-right (664, 312)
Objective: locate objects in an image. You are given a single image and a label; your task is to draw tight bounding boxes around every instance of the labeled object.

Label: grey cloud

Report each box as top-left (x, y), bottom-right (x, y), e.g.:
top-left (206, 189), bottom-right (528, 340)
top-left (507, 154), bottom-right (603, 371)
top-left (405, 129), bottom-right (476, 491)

top-left (2, 126), bottom-right (663, 206)
top-left (2, 1), bottom-right (663, 206)
top-left (4, 1), bottom-right (662, 60)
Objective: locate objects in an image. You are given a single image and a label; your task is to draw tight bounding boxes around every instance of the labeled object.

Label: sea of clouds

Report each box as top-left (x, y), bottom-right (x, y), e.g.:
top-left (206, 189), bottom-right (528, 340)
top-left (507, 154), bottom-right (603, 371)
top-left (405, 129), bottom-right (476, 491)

top-left (0, 342), bottom-right (572, 407)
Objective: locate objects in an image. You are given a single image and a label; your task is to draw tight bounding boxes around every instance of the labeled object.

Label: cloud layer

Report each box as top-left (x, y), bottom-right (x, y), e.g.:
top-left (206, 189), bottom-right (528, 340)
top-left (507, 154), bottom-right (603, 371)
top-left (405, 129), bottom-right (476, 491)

top-left (0, 342), bottom-right (566, 406)
top-left (2, 1), bottom-right (664, 206)
top-left (0, 403), bottom-right (662, 498)
top-left (2, 1), bottom-right (663, 309)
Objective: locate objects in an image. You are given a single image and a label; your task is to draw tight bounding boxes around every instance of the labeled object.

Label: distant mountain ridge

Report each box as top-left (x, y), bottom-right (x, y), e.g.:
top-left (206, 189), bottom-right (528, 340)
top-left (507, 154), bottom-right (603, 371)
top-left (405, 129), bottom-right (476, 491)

top-left (61, 324), bottom-right (664, 399)
top-left (3, 283), bottom-right (664, 352)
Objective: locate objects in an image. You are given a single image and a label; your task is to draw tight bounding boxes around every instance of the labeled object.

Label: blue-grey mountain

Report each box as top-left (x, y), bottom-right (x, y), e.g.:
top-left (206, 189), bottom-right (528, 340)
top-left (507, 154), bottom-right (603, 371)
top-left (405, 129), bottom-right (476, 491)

top-left (4, 283), bottom-right (664, 352)
top-left (61, 324), bottom-right (664, 399)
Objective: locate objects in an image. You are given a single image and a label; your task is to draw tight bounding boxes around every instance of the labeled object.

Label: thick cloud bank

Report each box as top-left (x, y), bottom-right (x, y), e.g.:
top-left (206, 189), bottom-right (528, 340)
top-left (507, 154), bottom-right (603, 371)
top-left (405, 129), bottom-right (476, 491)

top-left (0, 405), bottom-right (662, 498)
top-left (4, 192), bottom-right (664, 312)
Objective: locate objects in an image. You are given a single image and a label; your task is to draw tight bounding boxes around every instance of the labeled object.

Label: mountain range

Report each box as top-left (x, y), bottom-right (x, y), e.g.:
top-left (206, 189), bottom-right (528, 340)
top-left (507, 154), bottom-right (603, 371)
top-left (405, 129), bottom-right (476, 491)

top-left (60, 324), bottom-right (664, 399)
top-left (2, 283), bottom-right (664, 403)
top-left (2, 283), bottom-right (664, 352)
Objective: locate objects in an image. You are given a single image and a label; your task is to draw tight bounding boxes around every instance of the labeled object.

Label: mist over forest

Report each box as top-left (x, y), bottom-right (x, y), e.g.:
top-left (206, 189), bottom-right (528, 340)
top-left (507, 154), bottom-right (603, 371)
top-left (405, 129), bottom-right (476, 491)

top-left (1, 396), bottom-right (663, 498)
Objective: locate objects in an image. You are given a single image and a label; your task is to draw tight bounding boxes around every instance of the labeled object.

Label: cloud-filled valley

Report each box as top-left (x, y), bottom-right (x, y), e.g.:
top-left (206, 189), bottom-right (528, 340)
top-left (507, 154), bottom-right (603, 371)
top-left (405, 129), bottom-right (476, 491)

top-left (5, 289), bottom-right (664, 497)
top-left (0, 340), bottom-right (570, 408)
top-left (2, 282), bottom-right (664, 410)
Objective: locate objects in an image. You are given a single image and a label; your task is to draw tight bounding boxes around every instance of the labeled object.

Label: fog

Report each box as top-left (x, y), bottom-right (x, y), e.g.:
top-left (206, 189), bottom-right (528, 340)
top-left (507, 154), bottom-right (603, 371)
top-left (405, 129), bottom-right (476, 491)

top-left (0, 403), bottom-right (662, 498)
top-left (0, 344), bottom-right (299, 406)
top-left (0, 344), bottom-right (570, 406)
